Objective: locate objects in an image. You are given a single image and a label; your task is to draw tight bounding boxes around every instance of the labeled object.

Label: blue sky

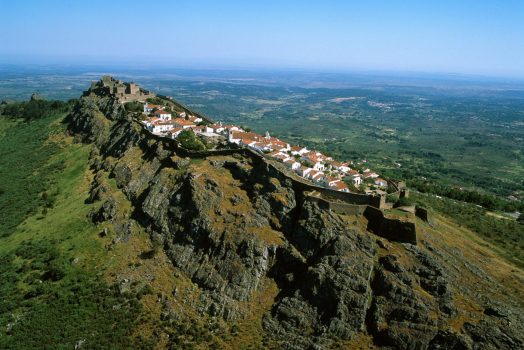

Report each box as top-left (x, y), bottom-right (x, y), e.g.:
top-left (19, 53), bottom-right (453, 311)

top-left (1, 0), bottom-right (523, 77)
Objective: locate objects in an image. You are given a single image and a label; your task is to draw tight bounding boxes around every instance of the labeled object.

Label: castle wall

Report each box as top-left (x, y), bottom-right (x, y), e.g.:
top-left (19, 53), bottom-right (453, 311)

top-left (364, 206), bottom-right (417, 245)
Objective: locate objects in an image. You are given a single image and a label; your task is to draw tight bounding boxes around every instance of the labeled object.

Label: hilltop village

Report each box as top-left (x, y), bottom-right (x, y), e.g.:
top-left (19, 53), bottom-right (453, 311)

top-left (141, 104), bottom-right (390, 195)
top-left (90, 76), bottom-right (390, 195)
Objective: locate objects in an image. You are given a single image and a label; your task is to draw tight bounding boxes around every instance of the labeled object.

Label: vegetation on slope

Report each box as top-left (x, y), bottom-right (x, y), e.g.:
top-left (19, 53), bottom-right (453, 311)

top-left (412, 192), bottom-right (524, 268)
top-left (0, 103), bottom-right (151, 349)
top-left (0, 102), bottom-right (71, 237)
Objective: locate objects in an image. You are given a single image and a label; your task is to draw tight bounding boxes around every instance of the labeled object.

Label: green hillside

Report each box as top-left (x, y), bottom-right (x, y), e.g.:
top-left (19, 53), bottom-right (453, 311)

top-left (0, 104), bottom-right (149, 349)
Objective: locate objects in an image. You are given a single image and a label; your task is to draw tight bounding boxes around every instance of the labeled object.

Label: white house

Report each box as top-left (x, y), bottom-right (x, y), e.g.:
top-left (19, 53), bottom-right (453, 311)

top-left (190, 125), bottom-right (207, 134)
top-left (326, 178), bottom-right (342, 188)
top-left (209, 123), bottom-right (224, 133)
top-left (154, 110), bottom-right (172, 121)
top-left (249, 141), bottom-right (273, 153)
top-left (301, 152), bottom-right (326, 171)
top-left (222, 125), bottom-right (242, 134)
top-left (173, 118), bottom-right (195, 129)
top-left (290, 145), bottom-right (309, 156)
top-left (284, 158), bottom-right (301, 170)
top-left (143, 103), bottom-right (164, 114)
top-left (152, 122), bottom-right (174, 134)
top-left (332, 181), bottom-right (350, 193)
top-left (374, 178), bottom-right (388, 187)
top-left (143, 116), bottom-right (161, 128)
top-left (301, 168), bottom-right (317, 179)
top-left (187, 115), bottom-right (203, 123)
top-left (363, 171), bottom-right (379, 179)
top-left (169, 127), bottom-right (184, 139)
top-left (330, 161), bottom-right (351, 173)
top-left (312, 172), bottom-right (326, 184)
top-left (347, 171), bottom-right (362, 186)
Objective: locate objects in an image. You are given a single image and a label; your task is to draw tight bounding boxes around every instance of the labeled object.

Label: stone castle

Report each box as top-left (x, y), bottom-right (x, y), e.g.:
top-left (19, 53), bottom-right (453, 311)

top-left (87, 75), bottom-right (155, 102)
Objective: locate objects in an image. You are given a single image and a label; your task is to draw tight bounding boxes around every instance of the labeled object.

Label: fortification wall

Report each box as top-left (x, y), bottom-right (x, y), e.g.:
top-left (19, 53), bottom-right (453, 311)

top-left (364, 206), bottom-right (417, 244)
top-left (304, 194), bottom-right (417, 244)
top-left (305, 195), bottom-right (368, 216)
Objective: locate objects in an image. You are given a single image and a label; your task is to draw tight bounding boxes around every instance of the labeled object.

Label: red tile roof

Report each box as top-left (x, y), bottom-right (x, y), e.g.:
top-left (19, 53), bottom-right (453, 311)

top-left (173, 118), bottom-right (194, 126)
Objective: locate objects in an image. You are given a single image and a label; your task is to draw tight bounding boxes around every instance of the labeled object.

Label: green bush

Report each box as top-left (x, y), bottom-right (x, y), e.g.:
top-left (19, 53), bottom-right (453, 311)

top-left (386, 193), bottom-right (399, 203)
top-left (124, 101), bottom-right (143, 112)
top-left (394, 196), bottom-right (414, 207)
top-left (177, 129), bottom-right (206, 151)
top-left (0, 99), bottom-right (70, 122)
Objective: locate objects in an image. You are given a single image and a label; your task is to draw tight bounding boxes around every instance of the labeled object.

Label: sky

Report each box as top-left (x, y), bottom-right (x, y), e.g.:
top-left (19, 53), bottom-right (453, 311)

top-left (1, 0), bottom-right (523, 78)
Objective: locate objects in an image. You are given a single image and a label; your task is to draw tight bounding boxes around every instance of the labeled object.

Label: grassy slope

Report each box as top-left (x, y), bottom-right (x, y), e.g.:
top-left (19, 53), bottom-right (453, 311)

top-left (0, 114), bottom-right (151, 349)
top-left (412, 192), bottom-right (524, 268)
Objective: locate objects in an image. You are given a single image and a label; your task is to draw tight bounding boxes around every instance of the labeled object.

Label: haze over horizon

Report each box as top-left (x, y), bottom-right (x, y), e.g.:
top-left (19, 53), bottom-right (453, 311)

top-left (1, 0), bottom-right (523, 78)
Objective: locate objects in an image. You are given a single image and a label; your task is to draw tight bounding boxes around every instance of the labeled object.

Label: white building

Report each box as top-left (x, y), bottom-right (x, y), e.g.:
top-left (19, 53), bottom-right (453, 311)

top-left (347, 171), bottom-right (362, 186)
top-left (152, 122), bottom-right (174, 134)
top-left (169, 127), bottom-right (184, 139)
top-left (284, 158), bottom-right (301, 170)
top-left (154, 110), bottom-right (172, 121)
top-left (290, 146), bottom-right (309, 156)
top-left (143, 103), bottom-right (164, 114)
top-left (188, 115), bottom-right (203, 123)
top-left (374, 178), bottom-right (387, 187)
top-left (173, 118), bottom-right (195, 129)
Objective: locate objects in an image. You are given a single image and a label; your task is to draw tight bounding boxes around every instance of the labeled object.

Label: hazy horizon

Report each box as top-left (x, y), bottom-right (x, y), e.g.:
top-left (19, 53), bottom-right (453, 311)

top-left (1, 0), bottom-right (523, 79)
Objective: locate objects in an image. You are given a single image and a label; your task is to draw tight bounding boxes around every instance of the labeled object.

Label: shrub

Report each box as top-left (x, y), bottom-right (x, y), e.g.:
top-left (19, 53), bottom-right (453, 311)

top-left (124, 101), bottom-right (143, 113)
top-left (177, 129), bottom-right (205, 151)
top-left (386, 193), bottom-right (399, 203)
top-left (394, 196), bottom-right (414, 207)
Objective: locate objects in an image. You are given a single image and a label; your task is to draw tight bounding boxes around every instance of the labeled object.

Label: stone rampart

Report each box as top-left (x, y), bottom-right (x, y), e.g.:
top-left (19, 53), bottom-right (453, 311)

top-left (364, 206), bottom-right (417, 245)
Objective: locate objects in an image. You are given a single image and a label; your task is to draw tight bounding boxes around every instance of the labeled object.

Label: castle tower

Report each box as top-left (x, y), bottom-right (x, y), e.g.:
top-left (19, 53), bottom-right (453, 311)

top-left (265, 131), bottom-right (270, 139)
top-left (127, 82), bottom-right (139, 95)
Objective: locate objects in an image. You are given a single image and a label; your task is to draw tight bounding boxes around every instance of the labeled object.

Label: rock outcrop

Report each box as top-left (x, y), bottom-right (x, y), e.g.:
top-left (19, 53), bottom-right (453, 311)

top-left (65, 83), bottom-right (524, 349)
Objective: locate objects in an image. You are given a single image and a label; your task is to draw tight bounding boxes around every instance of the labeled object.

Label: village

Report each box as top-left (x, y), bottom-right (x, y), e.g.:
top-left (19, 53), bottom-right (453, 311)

top-left (140, 101), bottom-right (389, 195)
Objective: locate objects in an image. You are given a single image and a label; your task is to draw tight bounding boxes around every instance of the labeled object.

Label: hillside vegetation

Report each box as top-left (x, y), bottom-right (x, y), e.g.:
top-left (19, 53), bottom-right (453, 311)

top-left (0, 104), bottom-right (151, 349)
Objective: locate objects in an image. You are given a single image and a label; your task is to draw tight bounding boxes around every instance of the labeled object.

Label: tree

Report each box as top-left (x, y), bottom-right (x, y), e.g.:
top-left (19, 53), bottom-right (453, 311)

top-left (177, 129), bottom-right (205, 151)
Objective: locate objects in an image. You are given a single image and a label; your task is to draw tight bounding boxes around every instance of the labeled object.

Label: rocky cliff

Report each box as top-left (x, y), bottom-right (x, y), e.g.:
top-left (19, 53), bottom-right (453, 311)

top-left (65, 88), bottom-right (524, 349)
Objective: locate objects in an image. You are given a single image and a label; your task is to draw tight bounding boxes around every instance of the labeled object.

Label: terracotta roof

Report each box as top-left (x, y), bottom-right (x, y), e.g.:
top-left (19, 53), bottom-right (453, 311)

top-left (241, 138), bottom-right (256, 145)
top-left (146, 104), bottom-right (163, 109)
top-left (231, 131), bottom-right (263, 141)
top-left (169, 127), bottom-right (184, 134)
top-left (154, 110), bottom-right (171, 115)
top-left (173, 118), bottom-right (194, 126)
top-left (333, 182), bottom-right (348, 191)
